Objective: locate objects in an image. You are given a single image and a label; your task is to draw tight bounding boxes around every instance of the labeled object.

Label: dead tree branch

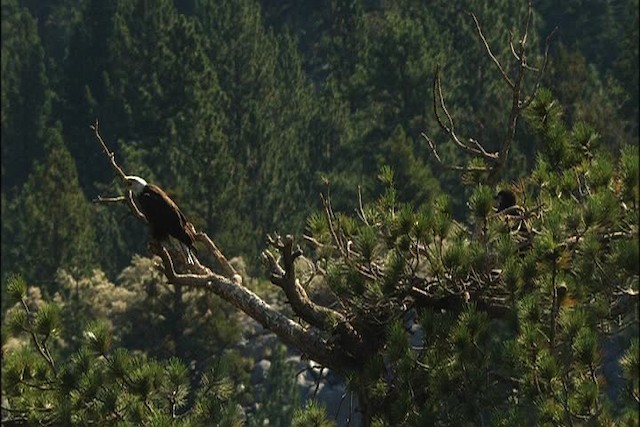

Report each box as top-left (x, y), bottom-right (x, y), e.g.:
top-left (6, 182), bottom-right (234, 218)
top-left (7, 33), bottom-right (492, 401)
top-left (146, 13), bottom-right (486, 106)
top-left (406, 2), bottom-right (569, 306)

top-left (91, 122), bottom-right (366, 374)
top-left (90, 120), bottom-right (127, 183)
top-left (521, 26), bottom-right (557, 110)
top-left (92, 195), bottom-right (128, 204)
top-left (421, 132), bottom-right (490, 172)
top-left (423, 0), bottom-right (556, 185)
top-left (90, 121), bottom-right (146, 221)
top-left (193, 230), bottom-right (240, 282)
top-left (431, 66), bottom-right (498, 162)
top-left (262, 234), bottom-right (363, 347)
top-left (468, 11), bottom-right (514, 90)
top-left (153, 243), bottom-right (360, 373)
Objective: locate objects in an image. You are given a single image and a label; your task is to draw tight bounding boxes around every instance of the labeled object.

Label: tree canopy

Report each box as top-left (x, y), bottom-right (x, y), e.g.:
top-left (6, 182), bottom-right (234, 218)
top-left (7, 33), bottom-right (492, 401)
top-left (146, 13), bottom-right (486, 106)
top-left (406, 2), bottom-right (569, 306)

top-left (2, 0), bottom-right (638, 425)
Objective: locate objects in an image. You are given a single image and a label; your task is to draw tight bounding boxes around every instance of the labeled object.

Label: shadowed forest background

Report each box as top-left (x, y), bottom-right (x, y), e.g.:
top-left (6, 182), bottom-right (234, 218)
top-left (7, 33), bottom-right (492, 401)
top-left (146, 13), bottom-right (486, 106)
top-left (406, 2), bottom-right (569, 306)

top-left (1, 0), bottom-right (638, 425)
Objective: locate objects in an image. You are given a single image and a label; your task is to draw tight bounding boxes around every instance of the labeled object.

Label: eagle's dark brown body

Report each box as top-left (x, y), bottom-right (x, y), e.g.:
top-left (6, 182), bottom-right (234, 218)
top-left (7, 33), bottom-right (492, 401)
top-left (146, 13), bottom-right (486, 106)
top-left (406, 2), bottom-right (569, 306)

top-left (496, 189), bottom-right (518, 214)
top-left (126, 176), bottom-right (196, 262)
top-left (137, 183), bottom-right (195, 249)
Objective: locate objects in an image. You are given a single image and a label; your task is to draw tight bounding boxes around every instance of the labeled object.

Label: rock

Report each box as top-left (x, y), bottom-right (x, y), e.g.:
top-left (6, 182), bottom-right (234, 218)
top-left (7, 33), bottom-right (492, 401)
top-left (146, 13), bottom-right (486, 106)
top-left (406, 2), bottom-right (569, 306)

top-left (237, 316), bottom-right (363, 426)
top-left (315, 383), bottom-right (362, 427)
top-left (251, 359), bottom-right (271, 385)
top-left (409, 322), bottom-right (424, 349)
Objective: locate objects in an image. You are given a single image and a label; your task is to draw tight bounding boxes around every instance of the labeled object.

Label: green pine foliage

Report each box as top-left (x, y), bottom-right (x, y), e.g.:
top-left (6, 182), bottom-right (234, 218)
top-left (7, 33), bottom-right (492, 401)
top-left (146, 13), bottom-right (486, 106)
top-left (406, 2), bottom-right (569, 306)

top-left (249, 344), bottom-right (300, 427)
top-left (298, 88), bottom-right (637, 423)
top-left (1, 274), bottom-right (245, 426)
top-left (2, 126), bottom-right (97, 291)
top-left (292, 401), bottom-right (336, 427)
top-left (1, 0), bottom-right (51, 194)
top-left (1, 0), bottom-right (638, 425)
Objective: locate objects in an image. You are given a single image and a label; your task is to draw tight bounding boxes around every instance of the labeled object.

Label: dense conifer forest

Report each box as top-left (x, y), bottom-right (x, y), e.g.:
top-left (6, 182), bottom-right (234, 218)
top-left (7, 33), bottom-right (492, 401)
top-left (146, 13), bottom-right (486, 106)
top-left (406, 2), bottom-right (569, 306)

top-left (2, 0), bottom-right (638, 425)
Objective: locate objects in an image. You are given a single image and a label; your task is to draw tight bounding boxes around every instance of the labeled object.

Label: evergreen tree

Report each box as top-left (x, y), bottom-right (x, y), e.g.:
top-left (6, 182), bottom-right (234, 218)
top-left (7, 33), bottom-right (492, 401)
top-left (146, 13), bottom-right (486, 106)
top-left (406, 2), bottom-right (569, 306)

top-left (249, 344), bottom-right (300, 427)
top-left (313, 0), bottom-right (372, 205)
top-left (1, 0), bottom-right (51, 195)
top-left (59, 0), bottom-right (117, 192)
top-left (3, 126), bottom-right (97, 292)
top-left (196, 0), bottom-right (319, 260)
top-left (1, 2), bottom-right (638, 425)
top-left (256, 31), bottom-right (317, 242)
top-left (1, 275), bottom-right (245, 426)
top-left (19, 0), bottom-right (84, 85)
top-left (291, 88), bottom-right (638, 425)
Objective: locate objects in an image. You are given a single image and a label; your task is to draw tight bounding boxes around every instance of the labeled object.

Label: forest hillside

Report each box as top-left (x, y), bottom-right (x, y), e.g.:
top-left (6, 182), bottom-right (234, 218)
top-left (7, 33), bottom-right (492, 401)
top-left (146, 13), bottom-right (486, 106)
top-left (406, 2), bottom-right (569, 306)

top-left (2, 0), bottom-right (638, 426)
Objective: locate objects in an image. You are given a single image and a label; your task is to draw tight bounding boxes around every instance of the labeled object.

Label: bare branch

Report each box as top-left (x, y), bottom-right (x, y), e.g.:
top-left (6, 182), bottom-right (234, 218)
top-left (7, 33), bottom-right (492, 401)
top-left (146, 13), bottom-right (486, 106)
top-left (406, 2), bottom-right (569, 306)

top-left (303, 234), bottom-right (325, 249)
top-left (154, 243), bottom-right (360, 373)
top-left (93, 195), bottom-right (128, 204)
top-left (265, 235), bottom-right (352, 333)
top-left (425, 3), bottom-right (554, 186)
top-left (521, 26), bottom-right (558, 110)
top-left (421, 133), bottom-right (490, 172)
top-left (509, 32), bottom-right (520, 61)
top-left (357, 186), bottom-right (369, 226)
top-left (430, 67), bottom-right (498, 162)
top-left (321, 193), bottom-right (349, 259)
top-left (193, 230), bottom-right (240, 282)
top-left (434, 66), bottom-right (456, 135)
top-left (468, 11), bottom-right (514, 89)
top-left (90, 120), bottom-right (127, 182)
top-left (262, 249), bottom-right (286, 286)
top-left (90, 122), bottom-right (147, 222)
top-left (522, 0), bottom-right (532, 48)
top-left (489, 7), bottom-right (555, 185)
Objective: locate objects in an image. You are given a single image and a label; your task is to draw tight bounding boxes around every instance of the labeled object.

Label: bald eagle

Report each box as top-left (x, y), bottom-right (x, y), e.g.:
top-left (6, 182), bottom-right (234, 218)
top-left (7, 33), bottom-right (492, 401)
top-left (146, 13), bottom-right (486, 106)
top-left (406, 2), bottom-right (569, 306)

top-left (125, 176), bottom-right (196, 264)
top-left (495, 189), bottom-right (519, 214)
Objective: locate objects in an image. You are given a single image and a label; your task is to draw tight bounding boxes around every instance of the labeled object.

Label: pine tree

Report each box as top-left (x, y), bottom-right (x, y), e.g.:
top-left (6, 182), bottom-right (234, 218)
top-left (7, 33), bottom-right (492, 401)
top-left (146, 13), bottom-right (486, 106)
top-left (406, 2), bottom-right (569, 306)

top-left (59, 0), bottom-right (117, 192)
top-left (249, 344), bottom-right (300, 426)
top-left (1, 0), bottom-right (51, 194)
top-left (3, 2), bottom-right (637, 425)
top-left (1, 275), bottom-right (245, 426)
top-left (3, 126), bottom-right (97, 292)
top-left (289, 87), bottom-right (638, 425)
top-left (196, 0), bottom-right (319, 260)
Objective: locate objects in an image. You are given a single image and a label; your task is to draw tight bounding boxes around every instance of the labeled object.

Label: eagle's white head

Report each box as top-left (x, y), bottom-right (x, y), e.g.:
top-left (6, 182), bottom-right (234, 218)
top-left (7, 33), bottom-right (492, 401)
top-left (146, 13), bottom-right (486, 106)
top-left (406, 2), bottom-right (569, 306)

top-left (125, 176), bottom-right (148, 196)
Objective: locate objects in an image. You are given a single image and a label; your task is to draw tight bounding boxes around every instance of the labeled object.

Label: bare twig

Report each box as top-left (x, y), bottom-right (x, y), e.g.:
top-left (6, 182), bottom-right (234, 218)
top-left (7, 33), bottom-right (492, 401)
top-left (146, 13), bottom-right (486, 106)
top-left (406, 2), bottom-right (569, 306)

top-left (194, 230), bottom-right (239, 282)
top-left (321, 193), bottom-right (349, 259)
top-left (357, 186), bottom-right (369, 226)
top-left (90, 122), bottom-right (146, 221)
top-left (93, 195), bottom-right (128, 204)
top-left (428, 66), bottom-right (498, 166)
top-left (90, 120), bottom-right (127, 182)
top-left (521, 26), bottom-right (558, 110)
top-left (467, 11), bottom-right (514, 89)
top-left (424, 2), bottom-right (555, 186)
top-left (421, 133), bottom-right (490, 172)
